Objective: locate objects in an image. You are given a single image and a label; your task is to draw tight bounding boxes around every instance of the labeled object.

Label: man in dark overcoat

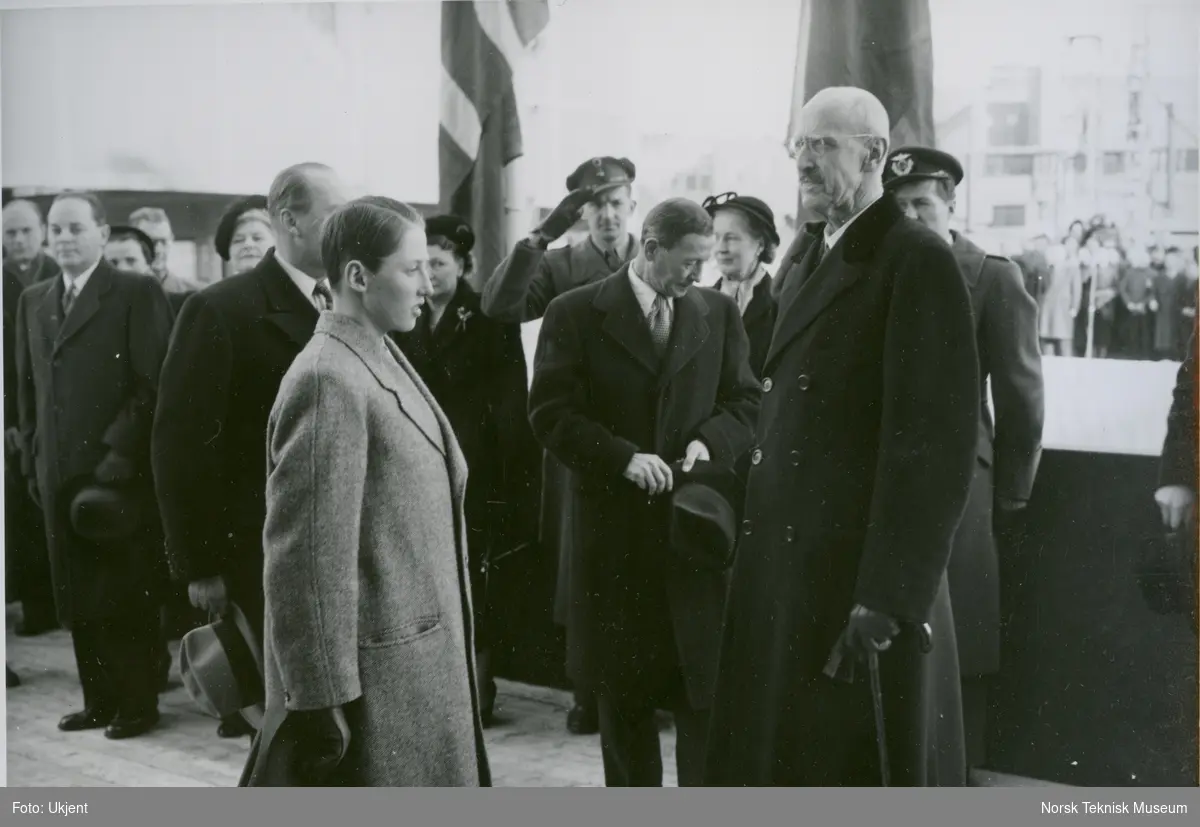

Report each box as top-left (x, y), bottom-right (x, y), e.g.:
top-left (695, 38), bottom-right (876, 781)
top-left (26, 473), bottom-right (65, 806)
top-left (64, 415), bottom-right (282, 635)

top-left (482, 156), bottom-right (641, 734)
top-left (886, 146), bottom-right (1045, 770)
top-left (704, 87), bottom-right (980, 787)
top-left (1155, 318), bottom-right (1197, 532)
top-left (4, 198), bottom-right (61, 636)
top-left (14, 192), bottom-right (174, 739)
top-left (151, 163), bottom-right (346, 738)
top-left (528, 197), bottom-right (761, 786)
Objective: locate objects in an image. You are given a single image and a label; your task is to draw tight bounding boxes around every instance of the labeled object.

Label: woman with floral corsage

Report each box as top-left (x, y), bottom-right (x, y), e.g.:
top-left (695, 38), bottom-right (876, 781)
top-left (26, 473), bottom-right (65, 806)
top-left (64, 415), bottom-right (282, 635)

top-left (391, 215), bottom-right (538, 727)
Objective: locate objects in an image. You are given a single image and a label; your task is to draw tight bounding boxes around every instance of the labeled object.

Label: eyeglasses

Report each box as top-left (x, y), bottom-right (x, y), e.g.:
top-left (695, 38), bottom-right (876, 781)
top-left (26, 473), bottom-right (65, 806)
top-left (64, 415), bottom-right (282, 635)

top-left (702, 192), bottom-right (739, 210)
top-left (786, 134), bottom-right (876, 159)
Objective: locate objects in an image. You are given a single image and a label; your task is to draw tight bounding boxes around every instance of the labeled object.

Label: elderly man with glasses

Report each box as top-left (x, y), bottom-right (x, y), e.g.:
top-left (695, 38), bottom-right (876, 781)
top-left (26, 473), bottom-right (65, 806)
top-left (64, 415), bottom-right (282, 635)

top-left (704, 86), bottom-right (980, 787)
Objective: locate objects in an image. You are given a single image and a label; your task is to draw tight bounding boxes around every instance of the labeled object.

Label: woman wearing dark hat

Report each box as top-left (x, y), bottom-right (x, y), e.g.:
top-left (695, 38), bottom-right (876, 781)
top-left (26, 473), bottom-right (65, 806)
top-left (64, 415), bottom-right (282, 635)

top-left (702, 192), bottom-right (780, 378)
top-left (392, 214), bottom-right (537, 727)
top-left (214, 196), bottom-right (275, 277)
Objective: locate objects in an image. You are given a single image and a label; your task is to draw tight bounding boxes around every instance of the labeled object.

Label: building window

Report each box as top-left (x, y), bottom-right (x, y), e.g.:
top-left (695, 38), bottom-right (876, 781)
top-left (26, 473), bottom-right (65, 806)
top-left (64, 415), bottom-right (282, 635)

top-left (1176, 149), bottom-right (1199, 172)
top-left (685, 174), bottom-right (697, 190)
top-left (1103, 152), bottom-right (1126, 175)
top-left (984, 154), bottom-right (1035, 176)
top-left (992, 205), bottom-right (1026, 227)
top-left (986, 102), bottom-right (1033, 146)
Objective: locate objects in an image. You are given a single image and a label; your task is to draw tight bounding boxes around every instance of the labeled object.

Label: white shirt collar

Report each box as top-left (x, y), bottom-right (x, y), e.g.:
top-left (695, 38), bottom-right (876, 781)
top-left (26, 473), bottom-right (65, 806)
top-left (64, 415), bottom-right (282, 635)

top-left (274, 249), bottom-right (320, 304)
top-left (719, 265), bottom-right (767, 315)
top-left (627, 260), bottom-right (672, 318)
top-left (824, 195), bottom-right (880, 251)
top-left (62, 259), bottom-right (101, 295)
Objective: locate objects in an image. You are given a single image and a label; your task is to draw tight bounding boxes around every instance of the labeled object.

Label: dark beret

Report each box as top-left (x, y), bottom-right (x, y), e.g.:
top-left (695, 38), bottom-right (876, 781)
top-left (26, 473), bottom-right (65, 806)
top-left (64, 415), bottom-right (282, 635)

top-left (424, 214), bottom-right (476, 253)
top-left (883, 146), bottom-right (964, 190)
top-left (701, 193), bottom-right (780, 246)
top-left (213, 195), bottom-right (270, 262)
top-left (107, 224), bottom-right (156, 263)
top-left (565, 156), bottom-right (636, 194)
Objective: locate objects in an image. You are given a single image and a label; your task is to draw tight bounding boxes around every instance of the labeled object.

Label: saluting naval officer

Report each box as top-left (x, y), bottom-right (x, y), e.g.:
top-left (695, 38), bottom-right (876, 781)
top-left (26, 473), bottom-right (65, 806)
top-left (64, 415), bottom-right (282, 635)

top-left (481, 156), bottom-right (641, 735)
top-left (884, 146), bottom-right (1045, 771)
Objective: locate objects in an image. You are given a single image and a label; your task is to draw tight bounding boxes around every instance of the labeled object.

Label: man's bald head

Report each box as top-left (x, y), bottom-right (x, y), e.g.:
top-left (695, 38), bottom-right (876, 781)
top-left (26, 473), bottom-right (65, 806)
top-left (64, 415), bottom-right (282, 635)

top-left (3, 199), bottom-right (47, 266)
top-left (801, 87), bottom-right (890, 142)
top-left (790, 86), bottom-right (891, 227)
top-left (268, 162), bottom-right (346, 275)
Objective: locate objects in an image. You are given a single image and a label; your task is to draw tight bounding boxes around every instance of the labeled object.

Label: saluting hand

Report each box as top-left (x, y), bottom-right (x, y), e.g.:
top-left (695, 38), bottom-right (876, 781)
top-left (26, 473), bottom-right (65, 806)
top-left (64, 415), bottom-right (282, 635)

top-left (623, 453), bottom-right (674, 496)
top-left (531, 187), bottom-right (596, 244)
top-left (1155, 484), bottom-right (1196, 531)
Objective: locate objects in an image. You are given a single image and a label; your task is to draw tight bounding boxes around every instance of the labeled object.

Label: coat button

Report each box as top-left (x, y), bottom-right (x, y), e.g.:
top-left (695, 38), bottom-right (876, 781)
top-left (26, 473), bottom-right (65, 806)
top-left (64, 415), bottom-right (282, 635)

top-left (798, 374), bottom-right (812, 390)
top-left (750, 449), bottom-right (763, 465)
top-left (785, 526), bottom-right (795, 542)
top-left (762, 377), bottom-right (773, 392)
top-left (742, 519), bottom-right (753, 536)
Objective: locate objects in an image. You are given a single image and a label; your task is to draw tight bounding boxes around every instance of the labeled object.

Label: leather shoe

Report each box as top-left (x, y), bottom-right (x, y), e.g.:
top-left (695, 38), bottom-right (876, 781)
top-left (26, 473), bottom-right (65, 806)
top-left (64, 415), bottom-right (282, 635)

top-left (59, 708), bottom-right (115, 732)
top-left (16, 617), bottom-right (59, 637)
top-left (217, 714), bottom-right (255, 739)
top-left (566, 703), bottom-right (599, 735)
top-left (105, 709), bottom-right (160, 740)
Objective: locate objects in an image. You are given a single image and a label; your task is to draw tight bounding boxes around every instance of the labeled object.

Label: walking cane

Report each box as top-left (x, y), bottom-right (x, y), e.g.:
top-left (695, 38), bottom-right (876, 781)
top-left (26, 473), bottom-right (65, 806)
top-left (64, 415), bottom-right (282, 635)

top-left (866, 649), bottom-right (891, 787)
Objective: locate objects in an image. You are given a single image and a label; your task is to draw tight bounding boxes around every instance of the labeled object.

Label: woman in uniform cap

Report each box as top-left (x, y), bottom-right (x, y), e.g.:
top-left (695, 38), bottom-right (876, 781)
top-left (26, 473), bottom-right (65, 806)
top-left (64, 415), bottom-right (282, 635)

top-left (392, 214), bottom-right (537, 727)
top-left (702, 192), bottom-right (780, 378)
top-left (214, 195), bottom-right (274, 277)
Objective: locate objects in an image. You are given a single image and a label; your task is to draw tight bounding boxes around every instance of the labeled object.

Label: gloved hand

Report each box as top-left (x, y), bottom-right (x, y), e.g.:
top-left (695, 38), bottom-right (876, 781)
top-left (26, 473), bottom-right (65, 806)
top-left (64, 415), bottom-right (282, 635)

top-left (822, 604), bottom-right (902, 684)
top-left (530, 187), bottom-right (596, 245)
top-left (279, 706), bottom-right (351, 785)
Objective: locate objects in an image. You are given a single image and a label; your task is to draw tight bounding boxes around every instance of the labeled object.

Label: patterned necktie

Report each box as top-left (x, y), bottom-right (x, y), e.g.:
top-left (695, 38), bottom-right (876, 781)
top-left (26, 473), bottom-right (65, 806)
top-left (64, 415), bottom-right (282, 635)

top-left (62, 281), bottom-right (77, 316)
top-left (649, 294), bottom-right (671, 354)
top-left (312, 279), bottom-right (333, 311)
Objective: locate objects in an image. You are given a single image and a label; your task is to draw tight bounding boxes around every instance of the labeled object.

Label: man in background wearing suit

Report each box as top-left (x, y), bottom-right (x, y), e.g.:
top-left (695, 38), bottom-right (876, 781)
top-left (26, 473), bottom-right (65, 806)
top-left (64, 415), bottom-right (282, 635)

top-left (482, 156), bottom-right (642, 735)
top-left (705, 87), bottom-right (979, 787)
top-left (528, 198), bottom-right (761, 785)
top-left (152, 163), bottom-right (346, 739)
top-left (3, 198), bottom-right (60, 638)
top-left (15, 192), bottom-right (175, 739)
top-left (886, 146), bottom-right (1045, 771)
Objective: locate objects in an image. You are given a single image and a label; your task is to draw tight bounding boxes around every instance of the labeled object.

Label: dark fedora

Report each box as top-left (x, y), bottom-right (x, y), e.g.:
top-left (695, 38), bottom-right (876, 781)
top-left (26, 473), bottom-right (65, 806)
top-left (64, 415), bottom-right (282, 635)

top-left (69, 483), bottom-right (143, 543)
top-left (668, 460), bottom-right (741, 572)
top-left (180, 602), bottom-right (265, 729)
top-left (702, 192), bottom-right (781, 247)
top-left (565, 156), bottom-right (636, 195)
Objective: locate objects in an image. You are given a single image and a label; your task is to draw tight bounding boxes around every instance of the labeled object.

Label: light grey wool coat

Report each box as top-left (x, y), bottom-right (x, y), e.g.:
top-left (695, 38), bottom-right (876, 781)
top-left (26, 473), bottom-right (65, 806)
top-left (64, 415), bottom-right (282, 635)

top-left (258, 311), bottom-right (490, 787)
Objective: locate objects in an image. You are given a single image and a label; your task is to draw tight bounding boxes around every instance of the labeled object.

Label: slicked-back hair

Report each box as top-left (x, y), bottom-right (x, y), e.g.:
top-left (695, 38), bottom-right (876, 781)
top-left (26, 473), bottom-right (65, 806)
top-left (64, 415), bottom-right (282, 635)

top-left (321, 196), bottom-right (424, 287)
top-left (4, 198), bottom-right (46, 226)
top-left (129, 206), bottom-right (171, 230)
top-left (50, 191), bottom-right (107, 226)
top-left (269, 162), bottom-right (336, 219)
top-left (641, 198), bottom-right (713, 250)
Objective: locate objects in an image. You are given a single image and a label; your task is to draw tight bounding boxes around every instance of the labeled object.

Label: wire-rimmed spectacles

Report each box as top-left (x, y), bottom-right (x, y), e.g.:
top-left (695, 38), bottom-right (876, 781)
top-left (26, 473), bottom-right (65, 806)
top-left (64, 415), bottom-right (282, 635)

top-left (786, 134), bottom-right (876, 159)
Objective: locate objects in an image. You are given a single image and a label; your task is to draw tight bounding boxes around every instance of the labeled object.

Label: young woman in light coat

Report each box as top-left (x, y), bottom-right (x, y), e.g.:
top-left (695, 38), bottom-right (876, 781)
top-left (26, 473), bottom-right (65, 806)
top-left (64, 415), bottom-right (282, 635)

top-left (244, 197), bottom-right (490, 787)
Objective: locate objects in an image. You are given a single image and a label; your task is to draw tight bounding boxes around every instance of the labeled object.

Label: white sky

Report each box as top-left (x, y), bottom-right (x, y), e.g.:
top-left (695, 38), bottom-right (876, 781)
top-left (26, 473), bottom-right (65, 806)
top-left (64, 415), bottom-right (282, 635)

top-left (0, 0), bottom-right (1196, 198)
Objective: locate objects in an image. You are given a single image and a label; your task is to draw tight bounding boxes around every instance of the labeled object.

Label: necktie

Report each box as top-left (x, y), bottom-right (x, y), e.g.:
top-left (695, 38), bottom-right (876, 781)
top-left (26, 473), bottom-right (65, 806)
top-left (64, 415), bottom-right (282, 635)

top-left (649, 294), bottom-right (671, 354)
top-left (62, 281), bottom-right (77, 316)
top-left (312, 279), bottom-right (333, 311)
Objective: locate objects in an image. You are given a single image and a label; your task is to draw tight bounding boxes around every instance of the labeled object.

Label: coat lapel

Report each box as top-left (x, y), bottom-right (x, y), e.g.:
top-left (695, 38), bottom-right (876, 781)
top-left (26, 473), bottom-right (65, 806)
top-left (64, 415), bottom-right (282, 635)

top-left (595, 267), bottom-right (661, 377)
top-left (260, 251), bottom-right (319, 349)
top-left (320, 314), bottom-right (447, 458)
top-left (428, 281), bottom-right (474, 356)
top-left (38, 276), bottom-right (64, 342)
top-left (765, 195), bottom-right (903, 371)
top-left (53, 263), bottom-right (114, 355)
top-left (658, 288), bottom-right (710, 388)
top-left (740, 273), bottom-right (775, 330)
